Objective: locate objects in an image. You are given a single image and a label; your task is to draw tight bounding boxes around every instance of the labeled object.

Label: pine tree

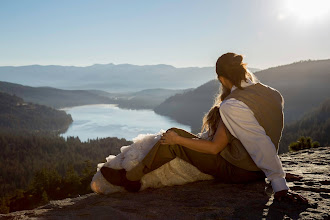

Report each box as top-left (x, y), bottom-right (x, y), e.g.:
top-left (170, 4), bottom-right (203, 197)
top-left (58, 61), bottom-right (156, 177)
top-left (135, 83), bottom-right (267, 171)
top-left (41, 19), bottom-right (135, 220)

top-left (41, 190), bottom-right (48, 204)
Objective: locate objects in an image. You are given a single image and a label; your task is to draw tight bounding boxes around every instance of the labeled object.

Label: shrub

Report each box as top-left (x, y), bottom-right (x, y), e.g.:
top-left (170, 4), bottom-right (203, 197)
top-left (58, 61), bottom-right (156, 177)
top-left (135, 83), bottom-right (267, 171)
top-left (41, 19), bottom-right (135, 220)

top-left (289, 136), bottom-right (321, 152)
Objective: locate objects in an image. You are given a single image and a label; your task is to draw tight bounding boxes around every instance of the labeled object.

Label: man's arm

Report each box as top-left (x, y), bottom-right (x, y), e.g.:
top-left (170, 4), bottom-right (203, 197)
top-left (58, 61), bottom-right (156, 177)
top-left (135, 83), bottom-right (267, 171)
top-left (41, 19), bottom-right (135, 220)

top-left (220, 98), bottom-right (307, 203)
top-left (220, 98), bottom-right (289, 192)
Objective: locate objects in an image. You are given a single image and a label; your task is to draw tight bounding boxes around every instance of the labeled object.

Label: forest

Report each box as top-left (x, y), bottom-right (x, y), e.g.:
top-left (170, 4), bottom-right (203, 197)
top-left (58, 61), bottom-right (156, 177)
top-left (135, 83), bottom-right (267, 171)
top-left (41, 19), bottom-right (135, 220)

top-left (0, 92), bottom-right (72, 133)
top-left (0, 92), bottom-right (132, 213)
top-left (281, 98), bottom-right (330, 149)
top-left (0, 131), bottom-right (132, 213)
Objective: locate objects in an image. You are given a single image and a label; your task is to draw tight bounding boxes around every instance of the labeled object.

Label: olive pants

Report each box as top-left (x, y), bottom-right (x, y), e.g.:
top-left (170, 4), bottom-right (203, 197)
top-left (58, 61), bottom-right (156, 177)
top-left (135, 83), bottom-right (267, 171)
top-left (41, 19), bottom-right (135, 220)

top-left (129, 128), bottom-right (265, 183)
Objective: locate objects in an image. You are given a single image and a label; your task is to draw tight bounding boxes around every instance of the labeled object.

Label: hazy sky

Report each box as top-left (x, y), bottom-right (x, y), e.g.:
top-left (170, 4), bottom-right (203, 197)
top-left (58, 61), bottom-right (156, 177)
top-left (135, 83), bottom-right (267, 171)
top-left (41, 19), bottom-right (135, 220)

top-left (1, 0), bottom-right (329, 69)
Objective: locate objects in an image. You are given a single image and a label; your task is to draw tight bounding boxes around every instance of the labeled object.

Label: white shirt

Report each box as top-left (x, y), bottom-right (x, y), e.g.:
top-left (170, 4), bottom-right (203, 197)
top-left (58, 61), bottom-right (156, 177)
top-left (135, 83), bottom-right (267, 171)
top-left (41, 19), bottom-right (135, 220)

top-left (219, 79), bottom-right (289, 193)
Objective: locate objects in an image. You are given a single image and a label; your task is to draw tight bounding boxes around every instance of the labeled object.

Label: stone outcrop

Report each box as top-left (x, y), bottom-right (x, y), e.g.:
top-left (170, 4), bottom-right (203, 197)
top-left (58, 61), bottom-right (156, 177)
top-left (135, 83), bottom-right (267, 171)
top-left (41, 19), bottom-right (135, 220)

top-left (1, 147), bottom-right (329, 220)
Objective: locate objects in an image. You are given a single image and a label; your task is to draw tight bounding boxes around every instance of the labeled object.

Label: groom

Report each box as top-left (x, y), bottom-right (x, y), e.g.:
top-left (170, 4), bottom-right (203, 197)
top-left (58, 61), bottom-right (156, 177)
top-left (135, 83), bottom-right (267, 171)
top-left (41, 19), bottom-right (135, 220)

top-left (101, 53), bottom-right (307, 203)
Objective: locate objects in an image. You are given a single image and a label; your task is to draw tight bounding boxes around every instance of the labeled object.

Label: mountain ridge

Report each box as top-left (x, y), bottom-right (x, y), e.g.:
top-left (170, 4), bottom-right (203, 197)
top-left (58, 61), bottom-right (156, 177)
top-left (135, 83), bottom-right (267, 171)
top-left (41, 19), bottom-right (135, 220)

top-left (0, 81), bottom-right (189, 110)
top-left (0, 63), bottom-right (261, 93)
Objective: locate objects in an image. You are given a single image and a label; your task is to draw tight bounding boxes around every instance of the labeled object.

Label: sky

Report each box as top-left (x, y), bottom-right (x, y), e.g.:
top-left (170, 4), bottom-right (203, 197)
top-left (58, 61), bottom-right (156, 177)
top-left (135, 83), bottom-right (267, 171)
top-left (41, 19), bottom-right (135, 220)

top-left (0, 0), bottom-right (329, 69)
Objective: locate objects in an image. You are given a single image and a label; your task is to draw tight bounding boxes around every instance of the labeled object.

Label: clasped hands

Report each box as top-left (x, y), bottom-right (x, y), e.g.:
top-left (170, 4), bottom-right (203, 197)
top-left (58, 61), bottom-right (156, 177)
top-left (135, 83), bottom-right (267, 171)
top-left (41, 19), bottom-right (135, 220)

top-left (160, 130), bottom-right (179, 145)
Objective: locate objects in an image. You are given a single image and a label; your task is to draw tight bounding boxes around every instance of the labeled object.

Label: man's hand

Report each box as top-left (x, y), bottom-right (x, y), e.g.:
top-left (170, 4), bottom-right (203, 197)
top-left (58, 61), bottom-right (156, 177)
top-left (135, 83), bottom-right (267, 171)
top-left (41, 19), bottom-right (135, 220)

top-left (274, 190), bottom-right (308, 204)
top-left (160, 130), bottom-right (179, 145)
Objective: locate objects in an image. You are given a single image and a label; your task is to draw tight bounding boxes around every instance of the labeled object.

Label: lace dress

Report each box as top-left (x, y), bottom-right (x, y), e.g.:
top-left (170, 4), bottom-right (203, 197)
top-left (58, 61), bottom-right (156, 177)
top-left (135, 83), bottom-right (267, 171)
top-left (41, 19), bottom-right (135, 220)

top-left (90, 130), bottom-right (214, 194)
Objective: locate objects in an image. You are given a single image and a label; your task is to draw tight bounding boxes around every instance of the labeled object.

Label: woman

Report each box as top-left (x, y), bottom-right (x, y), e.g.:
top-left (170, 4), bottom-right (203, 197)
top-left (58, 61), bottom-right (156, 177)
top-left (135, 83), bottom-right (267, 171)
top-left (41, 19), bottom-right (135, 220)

top-left (98, 52), bottom-right (307, 203)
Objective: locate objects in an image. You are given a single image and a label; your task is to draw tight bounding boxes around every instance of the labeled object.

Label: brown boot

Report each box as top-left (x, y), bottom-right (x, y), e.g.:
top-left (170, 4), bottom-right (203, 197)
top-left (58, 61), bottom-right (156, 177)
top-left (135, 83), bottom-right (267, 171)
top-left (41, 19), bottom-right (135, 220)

top-left (100, 167), bottom-right (141, 192)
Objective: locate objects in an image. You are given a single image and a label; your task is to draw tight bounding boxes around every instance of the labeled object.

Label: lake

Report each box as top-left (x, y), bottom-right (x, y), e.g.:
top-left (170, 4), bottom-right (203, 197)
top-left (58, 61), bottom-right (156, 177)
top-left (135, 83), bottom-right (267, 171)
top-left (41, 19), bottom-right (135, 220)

top-left (60, 104), bottom-right (191, 141)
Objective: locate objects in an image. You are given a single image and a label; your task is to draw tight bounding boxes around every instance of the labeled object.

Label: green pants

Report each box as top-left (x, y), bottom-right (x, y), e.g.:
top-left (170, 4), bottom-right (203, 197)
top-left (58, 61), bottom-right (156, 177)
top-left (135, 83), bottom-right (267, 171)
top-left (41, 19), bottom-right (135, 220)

top-left (140, 128), bottom-right (265, 183)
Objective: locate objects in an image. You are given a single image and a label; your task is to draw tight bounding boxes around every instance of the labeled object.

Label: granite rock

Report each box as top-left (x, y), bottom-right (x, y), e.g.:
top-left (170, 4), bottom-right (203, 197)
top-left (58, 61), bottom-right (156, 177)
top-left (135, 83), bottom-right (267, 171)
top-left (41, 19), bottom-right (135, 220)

top-left (1, 147), bottom-right (329, 220)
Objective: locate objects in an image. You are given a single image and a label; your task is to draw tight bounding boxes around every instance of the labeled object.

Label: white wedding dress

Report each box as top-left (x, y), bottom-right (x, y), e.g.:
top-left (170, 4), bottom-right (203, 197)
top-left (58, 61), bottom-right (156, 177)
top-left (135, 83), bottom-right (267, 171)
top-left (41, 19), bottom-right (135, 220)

top-left (90, 130), bottom-right (214, 194)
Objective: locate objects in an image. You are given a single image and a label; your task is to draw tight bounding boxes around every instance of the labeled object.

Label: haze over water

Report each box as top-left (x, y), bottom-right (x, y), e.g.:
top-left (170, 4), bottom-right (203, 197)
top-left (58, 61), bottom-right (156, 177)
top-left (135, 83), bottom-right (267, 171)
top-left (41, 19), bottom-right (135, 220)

top-left (60, 104), bottom-right (191, 141)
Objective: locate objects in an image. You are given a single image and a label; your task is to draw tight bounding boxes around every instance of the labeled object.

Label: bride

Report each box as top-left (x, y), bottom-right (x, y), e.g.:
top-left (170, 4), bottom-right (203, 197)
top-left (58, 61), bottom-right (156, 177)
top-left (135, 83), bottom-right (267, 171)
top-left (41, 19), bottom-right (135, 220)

top-left (90, 127), bottom-right (216, 194)
top-left (91, 53), bottom-right (307, 204)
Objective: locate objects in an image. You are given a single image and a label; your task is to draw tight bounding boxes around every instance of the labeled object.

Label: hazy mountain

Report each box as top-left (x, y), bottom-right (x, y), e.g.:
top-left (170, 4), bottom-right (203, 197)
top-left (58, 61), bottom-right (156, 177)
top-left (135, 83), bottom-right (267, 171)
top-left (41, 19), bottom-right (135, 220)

top-left (280, 98), bottom-right (330, 151)
top-left (0, 81), bottom-right (114, 109)
top-left (154, 80), bottom-right (218, 133)
top-left (0, 63), bottom-right (261, 93)
top-left (89, 88), bottom-right (192, 109)
top-left (154, 59), bottom-right (330, 151)
top-left (0, 92), bottom-right (72, 133)
top-left (256, 59), bottom-right (330, 122)
top-left (0, 81), bottom-right (190, 110)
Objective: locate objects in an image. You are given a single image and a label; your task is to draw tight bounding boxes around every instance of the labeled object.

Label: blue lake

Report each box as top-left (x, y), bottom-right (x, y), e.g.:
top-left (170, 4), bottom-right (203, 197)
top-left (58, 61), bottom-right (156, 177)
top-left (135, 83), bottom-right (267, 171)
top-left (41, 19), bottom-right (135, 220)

top-left (60, 104), bottom-right (191, 141)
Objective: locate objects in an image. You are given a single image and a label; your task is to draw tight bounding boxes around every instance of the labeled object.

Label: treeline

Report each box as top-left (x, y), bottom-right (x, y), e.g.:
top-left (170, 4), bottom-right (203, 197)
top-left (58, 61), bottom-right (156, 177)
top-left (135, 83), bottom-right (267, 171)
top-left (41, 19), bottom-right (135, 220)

top-left (0, 92), bottom-right (72, 133)
top-left (0, 162), bottom-right (94, 213)
top-left (281, 99), bottom-right (330, 150)
top-left (0, 81), bottom-right (113, 109)
top-left (0, 131), bottom-right (132, 213)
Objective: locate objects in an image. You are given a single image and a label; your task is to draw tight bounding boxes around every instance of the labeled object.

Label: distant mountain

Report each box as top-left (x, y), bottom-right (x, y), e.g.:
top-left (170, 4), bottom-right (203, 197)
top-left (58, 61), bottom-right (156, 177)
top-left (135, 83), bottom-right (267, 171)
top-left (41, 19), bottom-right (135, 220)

top-left (256, 59), bottom-right (330, 122)
top-left (0, 92), bottom-right (72, 133)
top-left (154, 80), bottom-right (218, 133)
top-left (154, 59), bottom-right (330, 152)
top-left (89, 88), bottom-right (192, 109)
top-left (280, 98), bottom-right (330, 152)
top-left (0, 81), bottom-right (114, 109)
top-left (0, 81), bottom-right (189, 110)
top-left (0, 63), bottom-right (261, 93)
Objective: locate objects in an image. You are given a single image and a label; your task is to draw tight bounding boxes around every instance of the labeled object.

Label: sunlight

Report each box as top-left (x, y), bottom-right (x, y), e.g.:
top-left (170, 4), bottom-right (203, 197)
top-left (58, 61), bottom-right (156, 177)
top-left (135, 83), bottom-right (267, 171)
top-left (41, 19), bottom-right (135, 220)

top-left (284, 0), bottom-right (330, 21)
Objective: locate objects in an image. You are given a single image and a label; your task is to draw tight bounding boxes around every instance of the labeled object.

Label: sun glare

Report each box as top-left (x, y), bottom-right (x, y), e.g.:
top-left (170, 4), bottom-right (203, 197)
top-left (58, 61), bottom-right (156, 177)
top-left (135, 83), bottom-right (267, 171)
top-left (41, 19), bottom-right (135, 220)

top-left (284, 0), bottom-right (330, 21)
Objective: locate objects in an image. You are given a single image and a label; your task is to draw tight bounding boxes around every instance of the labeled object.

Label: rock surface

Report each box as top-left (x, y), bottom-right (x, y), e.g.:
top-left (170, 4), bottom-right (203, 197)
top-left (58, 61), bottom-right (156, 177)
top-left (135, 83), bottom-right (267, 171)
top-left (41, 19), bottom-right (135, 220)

top-left (1, 147), bottom-right (329, 220)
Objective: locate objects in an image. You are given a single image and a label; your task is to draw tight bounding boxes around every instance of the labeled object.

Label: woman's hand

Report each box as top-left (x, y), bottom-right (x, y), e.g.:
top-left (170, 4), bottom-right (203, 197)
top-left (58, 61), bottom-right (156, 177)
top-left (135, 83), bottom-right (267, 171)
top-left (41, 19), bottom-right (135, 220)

top-left (160, 130), bottom-right (179, 145)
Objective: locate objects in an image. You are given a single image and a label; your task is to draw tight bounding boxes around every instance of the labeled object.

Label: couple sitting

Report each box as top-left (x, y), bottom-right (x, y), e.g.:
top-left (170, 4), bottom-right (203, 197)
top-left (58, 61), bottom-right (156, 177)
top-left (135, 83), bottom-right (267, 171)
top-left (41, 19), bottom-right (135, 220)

top-left (95, 52), bottom-right (307, 203)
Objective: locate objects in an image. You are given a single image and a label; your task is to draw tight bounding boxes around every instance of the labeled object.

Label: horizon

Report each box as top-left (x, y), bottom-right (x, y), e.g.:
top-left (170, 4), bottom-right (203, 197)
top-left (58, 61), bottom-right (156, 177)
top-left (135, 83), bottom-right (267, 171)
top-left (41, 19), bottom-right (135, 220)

top-left (1, 57), bottom-right (330, 70)
top-left (1, 0), bottom-right (329, 69)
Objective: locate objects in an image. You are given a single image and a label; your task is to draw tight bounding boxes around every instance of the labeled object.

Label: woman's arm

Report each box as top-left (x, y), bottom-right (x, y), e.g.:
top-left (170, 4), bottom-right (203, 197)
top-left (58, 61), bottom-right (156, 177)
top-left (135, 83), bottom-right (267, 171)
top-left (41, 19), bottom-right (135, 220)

top-left (160, 118), bottom-right (229, 154)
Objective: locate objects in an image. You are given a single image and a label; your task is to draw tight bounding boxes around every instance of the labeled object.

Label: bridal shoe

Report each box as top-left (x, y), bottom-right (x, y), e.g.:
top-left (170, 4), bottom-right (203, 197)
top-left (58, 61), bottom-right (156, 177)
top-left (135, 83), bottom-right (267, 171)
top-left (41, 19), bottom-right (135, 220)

top-left (100, 167), bottom-right (141, 192)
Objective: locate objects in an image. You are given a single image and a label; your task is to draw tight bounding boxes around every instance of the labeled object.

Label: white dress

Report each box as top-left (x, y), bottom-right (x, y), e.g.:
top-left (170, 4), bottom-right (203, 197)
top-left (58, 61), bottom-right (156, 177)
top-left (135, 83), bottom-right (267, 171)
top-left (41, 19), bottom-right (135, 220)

top-left (90, 130), bottom-right (214, 194)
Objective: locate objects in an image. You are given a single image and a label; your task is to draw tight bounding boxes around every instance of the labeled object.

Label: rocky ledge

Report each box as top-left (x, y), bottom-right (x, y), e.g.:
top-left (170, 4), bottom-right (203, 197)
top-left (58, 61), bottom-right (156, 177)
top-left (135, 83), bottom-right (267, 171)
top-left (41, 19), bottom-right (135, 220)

top-left (1, 147), bottom-right (329, 220)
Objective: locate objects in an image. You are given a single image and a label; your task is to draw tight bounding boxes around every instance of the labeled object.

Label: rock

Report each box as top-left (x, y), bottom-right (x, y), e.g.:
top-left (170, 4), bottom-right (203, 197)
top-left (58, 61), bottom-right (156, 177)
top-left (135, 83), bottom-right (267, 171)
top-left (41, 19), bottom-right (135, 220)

top-left (1, 147), bottom-right (329, 220)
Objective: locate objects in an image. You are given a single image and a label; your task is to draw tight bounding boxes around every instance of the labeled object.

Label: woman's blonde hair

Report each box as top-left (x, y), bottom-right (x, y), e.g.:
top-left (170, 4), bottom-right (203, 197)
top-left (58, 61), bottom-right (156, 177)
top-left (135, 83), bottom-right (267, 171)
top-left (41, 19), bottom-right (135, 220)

top-left (201, 52), bottom-right (257, 138)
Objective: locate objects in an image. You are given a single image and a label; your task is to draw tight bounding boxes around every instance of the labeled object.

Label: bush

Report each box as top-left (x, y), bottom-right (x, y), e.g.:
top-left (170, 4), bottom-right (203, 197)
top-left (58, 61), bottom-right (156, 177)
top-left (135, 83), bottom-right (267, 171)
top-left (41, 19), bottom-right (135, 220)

top-left (289, 136), bottom-right (321, 152)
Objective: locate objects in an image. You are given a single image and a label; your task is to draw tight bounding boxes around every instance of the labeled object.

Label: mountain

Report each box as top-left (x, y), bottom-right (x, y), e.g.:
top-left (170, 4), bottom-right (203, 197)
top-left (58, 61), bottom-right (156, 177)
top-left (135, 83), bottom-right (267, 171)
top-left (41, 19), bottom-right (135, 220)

top-left (0, 92), bottom-right (72, 133)
top-left (0, 81), bottom-right (114, 109)
top-left (89, 88), bottom-right (192, 109)
top-left (0, 63), bottom-right (261, 93)
top-left (154, 59), bottom-right (330, 151)
top-left (154, 80), bottom-right (218, 133)
top-left (0, 81), bottom-right (189, 110)
top-left (280, 98), bottom-right (330, 150)
top-left (256, 59), bottom-right (330, 122)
